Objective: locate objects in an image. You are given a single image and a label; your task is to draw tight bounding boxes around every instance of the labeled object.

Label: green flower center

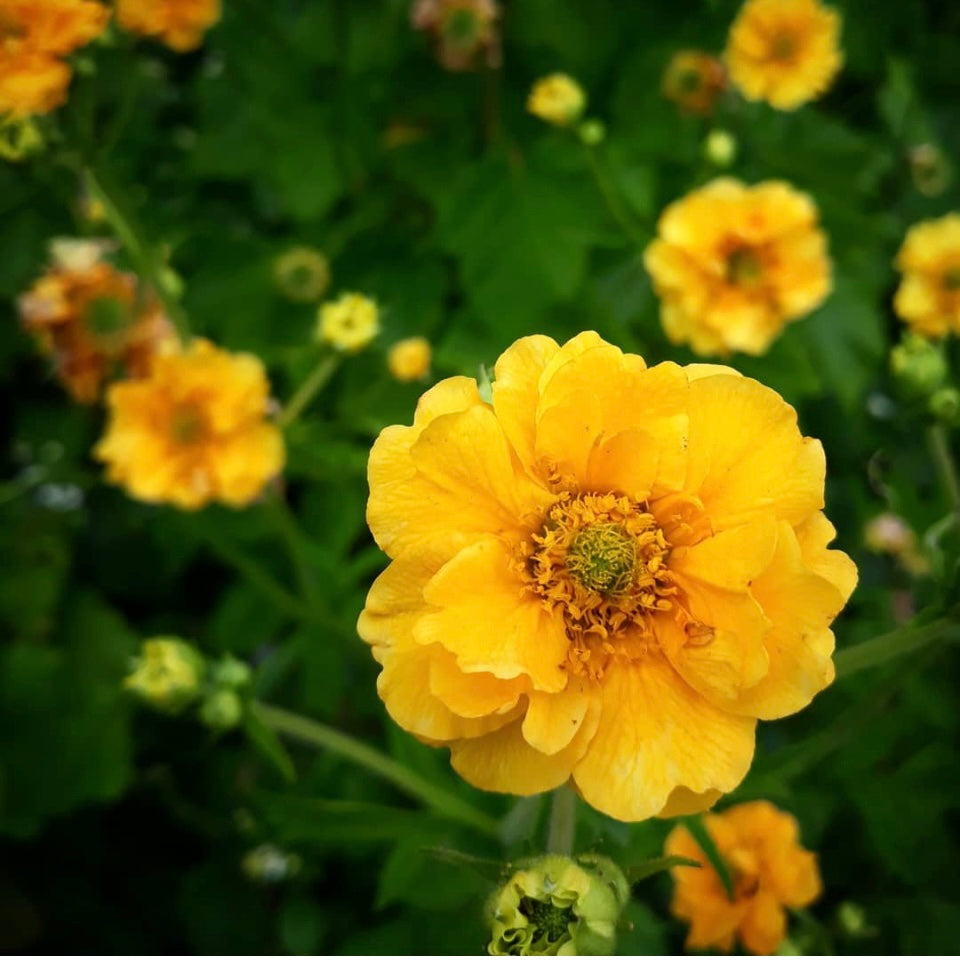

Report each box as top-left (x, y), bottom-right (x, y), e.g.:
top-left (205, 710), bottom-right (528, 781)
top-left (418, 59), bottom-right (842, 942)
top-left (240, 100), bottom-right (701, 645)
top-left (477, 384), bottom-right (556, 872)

top-left (727, 247), bottom-right (763, 286)
top-left (443, 8), bottom-right (479, 43)
top-left (772, 32), bottom-right (797, 60)
top-left (565, 522), bottom-right (637, 595)
top-left (84, 295), bottom-right (132, 340)
top-left (676, 67), bottom-right (703, 94)
top-left (942, 267), bottom-right (960, 291)
top-left (518, 896), bottom-right (576, 951)
top-left (170, 404), bottom-right (207, 445)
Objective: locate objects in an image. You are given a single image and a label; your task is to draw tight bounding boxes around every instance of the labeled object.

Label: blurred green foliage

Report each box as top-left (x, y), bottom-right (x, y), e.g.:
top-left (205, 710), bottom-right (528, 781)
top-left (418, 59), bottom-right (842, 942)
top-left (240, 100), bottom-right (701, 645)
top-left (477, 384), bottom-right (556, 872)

top-left (2, 0), bottom-right (960, 953)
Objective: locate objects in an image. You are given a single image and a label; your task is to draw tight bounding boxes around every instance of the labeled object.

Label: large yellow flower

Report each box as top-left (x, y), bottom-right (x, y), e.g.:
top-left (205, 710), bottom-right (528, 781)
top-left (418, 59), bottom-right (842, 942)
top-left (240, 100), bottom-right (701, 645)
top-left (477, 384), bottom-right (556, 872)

top-left (0, 0), bottom-right (108, 116)
top-left (95, 339), bottom-right (285, 510)
top-left (358, 332), bottom-right (855, 822)
top-left (893, 214), bottom-right (960, 338)
top-left (725, 0), bottom-right (842, 111)
top-left (115, 0), bottom-right (220, 52)
top-left (665, 800), bottom-right (822, 954)
top-left (644, 178), bottom-right (831, 357)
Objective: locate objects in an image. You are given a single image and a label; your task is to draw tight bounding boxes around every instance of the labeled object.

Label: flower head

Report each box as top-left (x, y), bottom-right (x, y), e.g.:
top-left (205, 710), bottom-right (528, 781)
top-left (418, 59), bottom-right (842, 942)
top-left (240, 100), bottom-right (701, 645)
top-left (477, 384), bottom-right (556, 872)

top-left (18, 239), bottom-right (176, 403)
top-left (665, 801), bottom-right (822, 955)
top-left (115, 0), bottom-right (220, 52)
top-left (273, 246), bottom-right (331, 304)
top-left (94, 338), bottom-right (285, 510)
top-left (317, 292), bottom-right (380, 354)
top-left (527, 74), bottom-right (587, 128)
top-left (411, 0), bottom-right (500, 72)
top-left (125, 637), bottom-right (205, 712)
top-left (0, 0), bottom-right (109, 116)
top-left (893, 214), bottom-right (960, 338)
top-left (725, 0), bottom-right (842, 111)
top-left (662, 50), bottom-right (727, 116)
top-left (388, 336), bottom-right (432, 382)
top-left (644, 178), bottom-right (831, 356)
top-left (358, 332), bottom-right (856, 821)
top-left (487, 854), bottom-right (629, 956)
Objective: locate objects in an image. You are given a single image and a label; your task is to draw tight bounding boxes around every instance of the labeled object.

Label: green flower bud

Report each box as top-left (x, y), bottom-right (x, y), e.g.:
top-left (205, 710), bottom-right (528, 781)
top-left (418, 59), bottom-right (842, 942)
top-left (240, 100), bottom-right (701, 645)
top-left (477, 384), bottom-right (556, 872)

top-left (486, 854), bottom-right (629, 956)
top-left (273, 246), bottom-right (331, 304)
top-left (209, 654), bottom-right (253, 690)
top-left (929, 386), bottom-right (960, 425)
top-left (890, 333), bottom-right (948, 397)
top-left (124, 637), bottom-right (205, 713)
top-left (0, 114), bottom-right (43, 162)
top-left (199, 688), bottom-right (244, 731)
top-left (577, 119), bottom-right (606, 146)
top-left (704, 128), bottom-right (737, 167)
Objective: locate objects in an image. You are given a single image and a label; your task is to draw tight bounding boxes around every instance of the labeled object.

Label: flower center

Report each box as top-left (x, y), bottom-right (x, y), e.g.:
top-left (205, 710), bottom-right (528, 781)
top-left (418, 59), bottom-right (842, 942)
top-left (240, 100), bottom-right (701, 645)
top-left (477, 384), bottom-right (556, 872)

top-left (727, 247), bottom-right (763, 286)
top-left (771, 31), bottom-right (797, 60)
top-left (518, 896), bottom-right (575, 950)
top-left (170, 403), bottom-right (207, 445)
top-left (942, 267), bottom-right (960, 291)
top-left (83, 295), bottom-right (132, 342)
top-left (443, 8), bottom-right (480, 43)
top-left (566, 523), bottom-right (637, 595)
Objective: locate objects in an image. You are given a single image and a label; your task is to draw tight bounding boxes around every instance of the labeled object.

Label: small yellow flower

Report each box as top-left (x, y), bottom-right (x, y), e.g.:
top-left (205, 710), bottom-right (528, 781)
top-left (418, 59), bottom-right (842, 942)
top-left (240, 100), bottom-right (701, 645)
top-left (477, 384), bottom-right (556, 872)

top-left (644, 178), bottom-right (831, 356)
top-left (115, 0), bottom-right (220, 52)
top-left (0, 0), bottom-right (109, 117)
top-left (273, 246), bottom-right (331, 304)
top-left (359, 332), bottom-right (856, 821)
top-left (317, 292), bottom-right (380, 354)
top-left (893, 214), bottom-right (960, 338)
top-left (725, 0), bottom-right (843, 111)
top-left (125, 637), bottom-right (205, 712)
top-left (95, 338), bottom-right (285, 510)
top-left (665, 801), bottom-right (822, 955)
top-left (527, 74), bottom-right (586, 128)
top-left (387, 336), bottom-right (432, 382)
top-left (662, 50), bottom-right (727, 116)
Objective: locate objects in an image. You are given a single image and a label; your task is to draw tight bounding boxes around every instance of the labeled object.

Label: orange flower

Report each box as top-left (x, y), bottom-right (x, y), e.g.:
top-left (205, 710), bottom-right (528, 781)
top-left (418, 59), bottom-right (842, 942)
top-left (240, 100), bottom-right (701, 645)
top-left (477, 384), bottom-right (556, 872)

top-left (665, 801), bottom-right (822, 954)
top-left (95, 339), bottom-right (285, 510)
top-left (18, 240), bottom-right (176, 403)
top-left (644, 178), bottom-right (831, 356)
top-left (893, 214), bottom-right (960, 338)
top-left (662, 50), bottom-right (727, 116)
top-left (387, 336), bottom-right (432, 382)
top-left (358, 332), bottom-right (856, 821)
top-left (115, 0), bottom-right (221, 52)
top-left (725, 0), bottom-right (843, 111)
top-left (0, 0), bottom-right (108, 116)
top-left (411, 0), bottom-right (500, 72)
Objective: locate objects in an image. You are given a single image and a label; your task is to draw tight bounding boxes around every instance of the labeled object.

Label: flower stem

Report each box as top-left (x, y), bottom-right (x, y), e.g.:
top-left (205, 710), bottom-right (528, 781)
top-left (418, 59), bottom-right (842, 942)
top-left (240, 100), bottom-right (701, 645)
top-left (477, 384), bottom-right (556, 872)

top-left (253, 702), bottom-right (501, 838)
top-left (267, 491), bottom-right (315, 605)
top-left (278, 352), bottom-right (340, 429)
top-left (82, 167), bottom-right (192, 343)
top-left (833, 615), bottom-right (960, 679)
top-left (927, 424), bottom-right (960, 515)
top-left (582, 143), bottom-right (647, 247)
top-left (546, 785), bottom-right (577, 855)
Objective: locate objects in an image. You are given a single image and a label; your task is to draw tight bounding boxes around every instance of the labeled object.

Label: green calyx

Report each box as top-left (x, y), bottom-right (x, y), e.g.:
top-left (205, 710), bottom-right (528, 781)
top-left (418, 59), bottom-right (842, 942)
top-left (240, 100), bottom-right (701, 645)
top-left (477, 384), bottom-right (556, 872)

top-left (566, 523), bottom-right (636, 595)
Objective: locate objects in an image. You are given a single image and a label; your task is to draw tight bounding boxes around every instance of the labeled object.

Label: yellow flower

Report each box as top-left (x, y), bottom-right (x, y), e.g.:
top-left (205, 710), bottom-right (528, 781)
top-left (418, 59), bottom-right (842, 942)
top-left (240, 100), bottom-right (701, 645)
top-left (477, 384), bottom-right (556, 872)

top-left (388, 336), bottom-right (432, 382)
top-left (18, 240), bottom-right (176, 403)
top-left (662, 50), bottom-right (727, 116)
top-left (273, 246), bottom-right (331, 304)
top-left (358, 332), bottom-right (856, 821)
top-left (0, 0), bottom-right (109, 117)
top-left (725, 0), bottom-right (843, 111)
top-left (665, 801), bottom-right (822, 955)
top-left (893, 214), bottom-right (960, 338)
top-left (527, 74), bottom-right (586, 127)
top-left (125, 637), bottom-right (205, 712)
top-left (95, 338), bottom-right (285, 510)
top-left (115, 0), bottom-right (220, 52)
top-left (317, 292), bottom-right (380, 354)
top-left (644, 178), bottom-right (831, 357)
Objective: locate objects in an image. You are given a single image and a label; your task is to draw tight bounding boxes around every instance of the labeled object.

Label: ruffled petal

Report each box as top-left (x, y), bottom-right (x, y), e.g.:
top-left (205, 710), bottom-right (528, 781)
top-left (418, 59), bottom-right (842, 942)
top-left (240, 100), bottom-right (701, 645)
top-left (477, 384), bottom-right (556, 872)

top-left (738, 890), bottom-right (786, 956)
top-left (429, 653), bottom-right (528, 719)
top-left (521, 677), bottom-right (595, 755)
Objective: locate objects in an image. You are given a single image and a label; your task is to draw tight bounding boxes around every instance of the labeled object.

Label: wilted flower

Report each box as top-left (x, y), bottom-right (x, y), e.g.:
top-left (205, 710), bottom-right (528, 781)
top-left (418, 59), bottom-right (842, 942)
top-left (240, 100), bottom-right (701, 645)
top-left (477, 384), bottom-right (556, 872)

top-left (411, 0), bottom-right (500, 72)
top-left (18, 239), bottom-right (176, 403)
top-left (358, 332), bottom-right (856, 821)
top-left (115, 0), bottom-right (221, 51)
top-left (665, 801), bottom-right (822, 955)
top-left (388, 336), bottom-right (432, 382)
top-left (644, 178), bottom-right (831, 356)
top-left (125, 637), bottom-right (205, 712)
top-left (527, 74), bottom-right (587, 128)
top-left (487, 854), bottom-right (629, 956)
top-left (0, 0), bottom-right (109, 116)
top-left (725, 0), bottom-right (843, 111)
top-left (864, 513), bottom-right (929, 577)
top-left (662, 50), bottom-right (727, 115)
top-left (95, 338), bottom-right (285, 510)
top-left (893, 213), bottom-right (960, 338)
top-left (317, 292), bottom-right (380, 354)
top-left (273, 246), bottom-right (331, 304)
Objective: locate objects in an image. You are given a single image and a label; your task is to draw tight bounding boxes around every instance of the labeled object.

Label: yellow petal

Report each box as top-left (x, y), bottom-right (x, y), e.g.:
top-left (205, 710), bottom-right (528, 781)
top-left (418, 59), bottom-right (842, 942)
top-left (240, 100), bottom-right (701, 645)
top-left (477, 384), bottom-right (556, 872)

top-left (658, 785), bottom-right (724, 818)
top-left (669, 515), bottom-right (779, 591)
top-left (738, 890), bottom-right (786, 956)
top-left (794, 512), bottom-right (858, 603)
top-left (521, 676), bottom-right (595, 755)
top-left (429, 653), bottom-right (528, 719)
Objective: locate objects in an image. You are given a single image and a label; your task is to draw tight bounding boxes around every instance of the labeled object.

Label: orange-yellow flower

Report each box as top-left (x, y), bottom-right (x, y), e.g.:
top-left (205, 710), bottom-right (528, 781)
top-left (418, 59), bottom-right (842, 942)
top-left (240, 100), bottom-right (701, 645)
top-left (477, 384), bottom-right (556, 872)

top-left (115, 0), bottom-right (220, 52)
top-left (358, 332), bottom-right (856, 822)
top-left (388, 336), bottom-right (432, 382)
top-left (95, 338), bottom-right (285, 510)
top-left (18, 240), bottom-right (176, 403)
top-left (662, 50), bottom-right (727, 116)
top-left (644, 178), bottom-right (831, 357)
top-left (725, 0), bottom-right (843, 111)
top-left (0, 0), bottom-right (108, 116)
top-left (893, 214), bottom-right (960, 338)
top-left (665, 801), bottom-right (822, 954)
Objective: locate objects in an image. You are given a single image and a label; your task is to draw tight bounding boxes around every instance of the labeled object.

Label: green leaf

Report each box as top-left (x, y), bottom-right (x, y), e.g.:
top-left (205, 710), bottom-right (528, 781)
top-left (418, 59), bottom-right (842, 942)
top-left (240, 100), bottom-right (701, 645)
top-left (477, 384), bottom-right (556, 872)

top-left (244, 707), bottom-right (297, 784)
top-left (625, 854), bottom-right (701, 885)
top-left (682, 816), bottom-right (734, 901)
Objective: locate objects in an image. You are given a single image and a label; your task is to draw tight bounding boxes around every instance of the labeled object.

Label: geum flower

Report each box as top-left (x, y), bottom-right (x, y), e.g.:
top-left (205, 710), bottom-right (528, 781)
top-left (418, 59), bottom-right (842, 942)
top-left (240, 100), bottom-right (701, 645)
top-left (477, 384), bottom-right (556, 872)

top-left (359, 333), bottom-right (856, 822)
top-left (893, 213), bottom-right (960, 338)
top-left (115, 0), bottom-right (221, 52)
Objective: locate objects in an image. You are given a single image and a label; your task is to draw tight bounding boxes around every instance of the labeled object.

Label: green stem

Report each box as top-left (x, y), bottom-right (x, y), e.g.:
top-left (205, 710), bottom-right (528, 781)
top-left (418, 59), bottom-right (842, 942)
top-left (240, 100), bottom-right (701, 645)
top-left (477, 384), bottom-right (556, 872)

top-left (254, 702), bottom-right (501, 838)
top-left (834, 616), bottom-right (960, 679)
top-left (82, 167), bottom-right (192, 342)
top-left (582, 143), bottom-right (647, 247)
top-left (279, 352), bottom-right (340, 428)
top-left (927, 424), bottom-right (960, 514)
top-left (267, 492), bottom-right (315, 605)
top-left (546, 785), bottom-right (577, 855)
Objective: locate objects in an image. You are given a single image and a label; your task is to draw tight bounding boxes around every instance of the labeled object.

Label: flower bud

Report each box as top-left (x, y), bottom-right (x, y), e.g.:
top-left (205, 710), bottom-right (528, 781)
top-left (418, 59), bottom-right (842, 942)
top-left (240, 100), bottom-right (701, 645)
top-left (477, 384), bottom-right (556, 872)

top-left (486, 853), bottom-right (629, 956)
top-left (242, 843), bottom-right (302, 884)
top-left (705, 129), bottom-right (737, 167)
top-left (317, 292), bottom-right (380, 353)
top-left (527, 74), bottom-right (587, 128)
top-left (909, 143), bottom-right (951, 198)
top-left (125, 637), bottom-right (205, 713)
top-left (577, 119), bottom-right (606, 146)
top-left (890, 333), bottom-right (948, 396)
top-left (388, 336), bottom-right (432, 382)
top-left (199, 688), bottom-right (244, 731)
top-left (836, 901), bottom-right (876, 938)
top-left (209, 654), bottom-right (253, 689)
top-left (929, 386), bottom-right (960, 425)
top-left (273, 246), bottom-right (331, 304)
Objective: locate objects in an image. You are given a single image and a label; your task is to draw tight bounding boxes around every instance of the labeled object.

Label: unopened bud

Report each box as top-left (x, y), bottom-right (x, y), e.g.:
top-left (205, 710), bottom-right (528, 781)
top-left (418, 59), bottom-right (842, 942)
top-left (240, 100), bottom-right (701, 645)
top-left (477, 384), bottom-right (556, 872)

top-left (577, 119), bottom-right (606, 146)
top-left (209, 654), bottom-right (253, 690)
top-left (125, 637), bottom-right (205, 713)
top-left (199, 688), bottom-right (244, 731)
top-left (387, 336), bottom-right (432, 382)
top-left (929, 386), bottom-right (960, 425)
top-left (890, 333), bottom-right (948, 396)
top-left (705, 129), bottom-right (737, 167)
top-left (273, 246), bottom-right (331, 304)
